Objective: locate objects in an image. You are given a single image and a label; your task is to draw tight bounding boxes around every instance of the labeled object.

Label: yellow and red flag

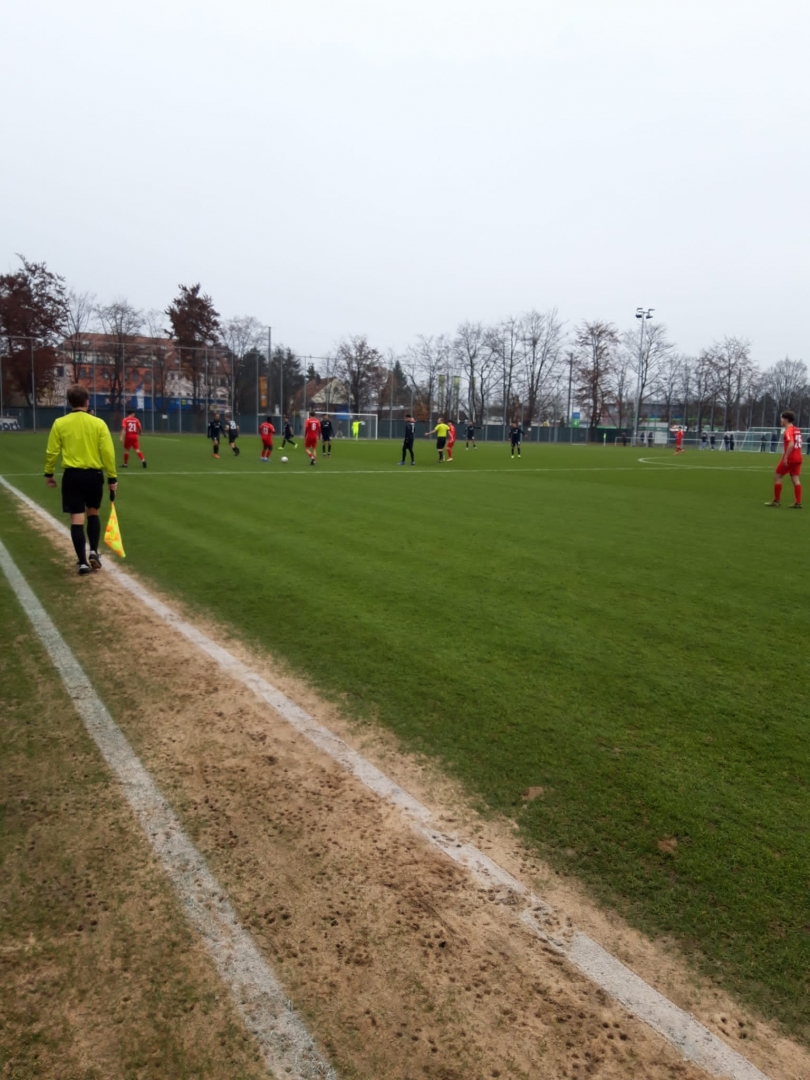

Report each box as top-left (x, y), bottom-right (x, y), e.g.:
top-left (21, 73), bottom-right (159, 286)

top-left (104, 503), bottom-right (126, 559)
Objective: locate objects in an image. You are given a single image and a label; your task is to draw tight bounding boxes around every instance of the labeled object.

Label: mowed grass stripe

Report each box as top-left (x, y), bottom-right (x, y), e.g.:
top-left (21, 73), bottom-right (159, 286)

top-left (2, 433), bottom-right (809, 1040)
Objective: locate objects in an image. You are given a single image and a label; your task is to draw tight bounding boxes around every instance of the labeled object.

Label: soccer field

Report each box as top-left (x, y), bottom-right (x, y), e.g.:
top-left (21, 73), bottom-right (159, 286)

top-left (2, 432), bottom-right (809, 1039)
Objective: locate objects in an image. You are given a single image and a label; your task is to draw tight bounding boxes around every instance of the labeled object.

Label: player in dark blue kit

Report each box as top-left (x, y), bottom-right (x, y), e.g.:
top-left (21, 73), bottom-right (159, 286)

top-left (282, 416), bottom-right (296, 449)
top-left (208, 415), bottom-right (225, 458)
top-left (509, 421), bottom-right (523, 458)
top-left (398, 414), bottom-right (416, 465)
top-left (465, 422), bottom-right (477, 450)
top-left (320, 414), bottom-right (334, 457)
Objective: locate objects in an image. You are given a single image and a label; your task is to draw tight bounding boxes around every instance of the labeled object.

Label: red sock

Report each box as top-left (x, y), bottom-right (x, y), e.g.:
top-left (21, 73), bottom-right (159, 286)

top-left (774, 481), bottom-right (783, 502)
top-left (123, 451), bottom-right (129, 465)
top-left (136, 450), bottom-right (144, 461)
top-left (794, 484), bottom-right (802, 505)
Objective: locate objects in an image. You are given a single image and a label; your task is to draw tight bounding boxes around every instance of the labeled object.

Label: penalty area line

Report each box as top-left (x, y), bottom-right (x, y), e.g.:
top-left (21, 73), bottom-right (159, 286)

top-left (0, 536), bottom-right (336, 1080)
top-left (0, 475), bottom-right (772, 1080)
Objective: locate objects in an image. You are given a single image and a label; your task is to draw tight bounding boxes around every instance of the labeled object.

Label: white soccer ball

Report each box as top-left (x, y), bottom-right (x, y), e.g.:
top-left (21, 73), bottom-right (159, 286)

top-left (281, 456), bottom-right (289, 463)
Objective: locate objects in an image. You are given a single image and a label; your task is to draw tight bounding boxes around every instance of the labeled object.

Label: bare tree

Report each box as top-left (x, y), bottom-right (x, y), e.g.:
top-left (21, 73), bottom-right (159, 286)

top-left (624, 321), bottom-right (674, 426)
top-left (452, 321), bottom-right (498, 426)
top-left (691, 352), bottom-right (718, 432)
top-left (765, 358), bottom-right (808, 421)
top-left (144, 309), bottom-right (173, 410)
top-left (607, 351), bottom-right (633, 429)
top-left (654, 350), bottom-right (683, 425)
top-left (96, 300), bottom-right (143, 414)
top-left (519, 309), bottom-right (564, 427)
top-left (64, 290), bottom-right (97, 381)
top-left (486, 316), bottom-right (524, 429)
top-left (707, 337), bottom-right (753, 429)
top-left (220, 316), bottom-right (265, 415)
top-left (574, 321), bottom-right (618, 431)
top-left (402, 334), bottom-right (451, 421)
top-left (335, 335), bottom-right (385, 413)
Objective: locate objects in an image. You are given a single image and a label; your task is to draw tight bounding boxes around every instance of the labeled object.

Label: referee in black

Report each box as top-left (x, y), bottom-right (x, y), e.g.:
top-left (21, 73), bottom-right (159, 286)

top-left (398, 413), bottom-right (416, 465)
top-left (44, 384), bottom-right (118, 575)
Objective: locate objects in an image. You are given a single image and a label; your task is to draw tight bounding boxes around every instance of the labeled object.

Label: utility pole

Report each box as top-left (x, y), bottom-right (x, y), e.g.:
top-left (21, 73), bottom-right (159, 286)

top-left (633, 308), bottom-right (655, 445)
top-left (566, 351), bottom-right (574, 443)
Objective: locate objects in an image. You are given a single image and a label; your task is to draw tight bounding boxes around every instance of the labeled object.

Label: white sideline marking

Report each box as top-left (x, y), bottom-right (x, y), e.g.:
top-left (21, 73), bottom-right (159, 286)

top-left (0, 538), bottom-right (336, 1080)
top-left (0, 476), bottom-right (771, 1080)
top-left (636, 456), bottom-right (771, 472)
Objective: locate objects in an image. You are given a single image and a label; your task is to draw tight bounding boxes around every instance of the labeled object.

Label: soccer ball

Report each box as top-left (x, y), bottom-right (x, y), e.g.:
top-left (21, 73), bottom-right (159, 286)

top-left (281, 456), bottom-right (289, 463)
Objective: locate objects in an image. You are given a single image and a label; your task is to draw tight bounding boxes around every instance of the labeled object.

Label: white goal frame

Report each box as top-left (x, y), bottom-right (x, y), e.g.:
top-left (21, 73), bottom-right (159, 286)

top-left (326, 413), bottom-right (378, 440)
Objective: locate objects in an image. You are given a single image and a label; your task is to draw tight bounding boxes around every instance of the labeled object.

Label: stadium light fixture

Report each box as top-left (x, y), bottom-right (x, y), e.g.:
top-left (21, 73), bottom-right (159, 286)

top-left (633, 308), bottom-right (655, 445)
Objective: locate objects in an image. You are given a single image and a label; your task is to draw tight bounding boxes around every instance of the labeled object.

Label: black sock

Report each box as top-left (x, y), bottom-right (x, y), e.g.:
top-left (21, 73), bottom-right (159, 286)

top-left (87, 516), bottom-right (101, 552)
top-left (71, 524), bottom-right (87, 564)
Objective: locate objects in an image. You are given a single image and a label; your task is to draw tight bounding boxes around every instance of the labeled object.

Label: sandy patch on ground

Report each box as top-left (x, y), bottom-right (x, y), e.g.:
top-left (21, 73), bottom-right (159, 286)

top-left (14, 509), bottom-right (810, 1080)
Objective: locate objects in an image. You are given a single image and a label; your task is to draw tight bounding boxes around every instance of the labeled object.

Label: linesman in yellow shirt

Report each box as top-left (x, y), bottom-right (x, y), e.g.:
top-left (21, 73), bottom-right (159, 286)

top-left (44, 384), bottom-right (118, 575)
top-left (425, 417), bottom-right (450, 463)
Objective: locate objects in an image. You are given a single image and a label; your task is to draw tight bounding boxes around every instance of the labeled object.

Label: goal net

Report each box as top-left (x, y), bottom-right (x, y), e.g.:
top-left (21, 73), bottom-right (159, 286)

top-left (327, 413), bottom-right (378, 440)
top-left (729, 427), bottom-right (809, 453)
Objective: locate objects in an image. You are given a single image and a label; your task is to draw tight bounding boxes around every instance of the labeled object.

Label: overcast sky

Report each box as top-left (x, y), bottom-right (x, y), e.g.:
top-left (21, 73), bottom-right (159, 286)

top-left (1, 0), bottom-right (807, 365)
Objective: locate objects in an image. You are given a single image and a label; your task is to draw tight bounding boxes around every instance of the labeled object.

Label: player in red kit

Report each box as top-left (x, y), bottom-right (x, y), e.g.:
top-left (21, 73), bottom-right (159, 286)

top-left (259, 417), bottom-right (275, 461)
top-left (120, 410), bottom-right (147, 468)
top-left (766, 410), bottom-right (803, 508)
top-left (304, 410), bottom-right (321, 465)
top-left (674, 427), bottom-right (685, 455)
top-left (445, 421), bottom-right (456, 461)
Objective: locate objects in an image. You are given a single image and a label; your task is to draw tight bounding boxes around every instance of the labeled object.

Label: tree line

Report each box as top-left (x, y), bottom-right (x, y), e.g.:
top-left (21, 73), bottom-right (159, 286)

top-left (1, 255), bottom-right (806, 429)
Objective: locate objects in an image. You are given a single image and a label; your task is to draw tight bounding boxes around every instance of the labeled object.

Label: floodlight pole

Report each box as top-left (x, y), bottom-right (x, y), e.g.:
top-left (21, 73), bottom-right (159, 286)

top-left (633, 307), bottom-right (654, 445)
top-left (271, 324), bottom-right (278, 434)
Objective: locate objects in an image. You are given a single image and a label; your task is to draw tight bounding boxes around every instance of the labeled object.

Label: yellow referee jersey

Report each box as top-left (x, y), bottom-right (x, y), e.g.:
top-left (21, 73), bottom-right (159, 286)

top-left (434, 423), bottom-right (450, 439)
top-left (44, 410), bottom-right (118, 479)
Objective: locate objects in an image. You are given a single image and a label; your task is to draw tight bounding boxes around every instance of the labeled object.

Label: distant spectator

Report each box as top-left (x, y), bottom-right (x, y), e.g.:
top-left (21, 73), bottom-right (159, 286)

top-left (701, 431), bottom-right (708, 450)
top-left (760, 433), bottom-right (767, 452)
top-left (770, 430), bottom-right (778, 452)
top-left (710, 433), bottom-right (717, 450)
top-left (723, 433), bottom-right (730, 451)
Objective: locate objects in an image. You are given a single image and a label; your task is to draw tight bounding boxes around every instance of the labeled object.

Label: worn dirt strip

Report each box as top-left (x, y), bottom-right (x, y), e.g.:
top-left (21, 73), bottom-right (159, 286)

top-left (0, 537), bottom-right (336, 1080)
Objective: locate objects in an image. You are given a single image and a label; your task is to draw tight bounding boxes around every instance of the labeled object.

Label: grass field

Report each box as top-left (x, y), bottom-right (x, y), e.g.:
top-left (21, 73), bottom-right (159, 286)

top-left (2, 431), bottom-right (809, 1042)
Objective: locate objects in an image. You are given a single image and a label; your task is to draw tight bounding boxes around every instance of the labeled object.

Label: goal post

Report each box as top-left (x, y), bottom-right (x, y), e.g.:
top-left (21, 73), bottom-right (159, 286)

top-left (327, 413), bottom-right (378, 440)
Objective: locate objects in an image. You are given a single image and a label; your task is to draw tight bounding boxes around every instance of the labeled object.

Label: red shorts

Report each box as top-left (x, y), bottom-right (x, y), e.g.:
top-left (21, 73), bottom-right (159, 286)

top-left (304, 437), bottom-right (318, 449)
top-left (123, 436), bottom-right (140, 450)
top-left (261, 438), bottom-right (273, 449)
top-left (776, 458), bottom-right (802, 477)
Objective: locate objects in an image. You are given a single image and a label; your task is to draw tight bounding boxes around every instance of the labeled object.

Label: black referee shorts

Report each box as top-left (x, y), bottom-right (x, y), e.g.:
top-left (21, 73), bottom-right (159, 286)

top-left (436, 437), bottom-right (447, 449)
top-left (62, 468), bottom-right (104, 514)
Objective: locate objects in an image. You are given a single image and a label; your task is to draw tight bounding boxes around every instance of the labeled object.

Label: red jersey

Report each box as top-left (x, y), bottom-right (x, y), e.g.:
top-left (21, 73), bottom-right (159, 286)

top-left (447, 423), bottom-right (456, 443)
top-left (305, 417), bottom-right (321, 441)
top-left (259, 421), bottom-right (275, 440)
top-left (784, 424), bottom-right (803, 462)
top-left (122, 416), bottom-right (142, 436)
top-left (675, 429), bottom-right (683, 445)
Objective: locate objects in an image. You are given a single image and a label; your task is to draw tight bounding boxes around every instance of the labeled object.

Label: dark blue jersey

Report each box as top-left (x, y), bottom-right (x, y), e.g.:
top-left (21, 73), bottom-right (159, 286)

top-left (404, 420), bottom-right (415, 441)
top-left (208, 420), bottom-right (224, 440)
top-left (509, 426), bottom-right (522, 442)
top-left (320, 420), bottom-right (334, 439)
